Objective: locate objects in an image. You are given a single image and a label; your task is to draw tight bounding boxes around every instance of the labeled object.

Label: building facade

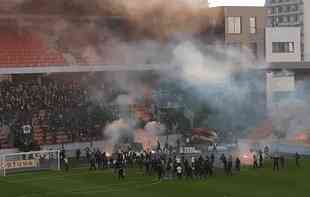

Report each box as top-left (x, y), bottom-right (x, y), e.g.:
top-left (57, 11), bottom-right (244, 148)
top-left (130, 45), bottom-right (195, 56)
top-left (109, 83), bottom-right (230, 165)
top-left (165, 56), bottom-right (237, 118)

top-left (266, 0), bottom-right (304, 27)
top-left (265, 0), bottom-right (310, 111)
top-left (303, 0), bottom-right (310, 61)
top-left (265, 27), bottom-right (301, 62)
top-left (208, 6), bottom-right (267, 61)
top-left (224, 6), bottom-right (267, 62)
top-left (265, 0), bottom-right (310, 61)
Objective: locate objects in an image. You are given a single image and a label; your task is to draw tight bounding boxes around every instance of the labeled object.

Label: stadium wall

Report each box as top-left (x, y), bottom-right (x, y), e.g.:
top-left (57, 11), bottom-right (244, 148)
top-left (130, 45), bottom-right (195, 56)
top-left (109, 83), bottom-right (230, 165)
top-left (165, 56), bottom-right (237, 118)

top-left (0, 148), bottom-right (18, 155)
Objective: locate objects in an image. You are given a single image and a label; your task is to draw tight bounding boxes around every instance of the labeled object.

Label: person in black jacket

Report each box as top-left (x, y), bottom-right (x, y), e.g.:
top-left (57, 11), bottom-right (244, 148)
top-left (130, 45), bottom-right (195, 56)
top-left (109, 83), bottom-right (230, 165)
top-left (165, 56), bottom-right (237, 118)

top-left (259, 150), bottom-right (264, 168)
top-left (271, 154), bottom-right (280, 172)
top-left (89, 152), bottom-right (97, 171)
top-left (235, 157), bottom-right (241, 171)
top-left (295, 152), bottom-right (301, 168)
top-left (227, 155), bottom-right (233, 176)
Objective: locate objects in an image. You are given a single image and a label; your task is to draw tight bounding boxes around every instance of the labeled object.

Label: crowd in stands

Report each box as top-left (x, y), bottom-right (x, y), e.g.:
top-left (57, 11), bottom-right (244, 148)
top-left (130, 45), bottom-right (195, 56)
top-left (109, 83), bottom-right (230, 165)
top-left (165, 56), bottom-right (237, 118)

top-left (0, 74), bottom-right (221, 150)
top-left (0, 77), bottom-right (116, 149)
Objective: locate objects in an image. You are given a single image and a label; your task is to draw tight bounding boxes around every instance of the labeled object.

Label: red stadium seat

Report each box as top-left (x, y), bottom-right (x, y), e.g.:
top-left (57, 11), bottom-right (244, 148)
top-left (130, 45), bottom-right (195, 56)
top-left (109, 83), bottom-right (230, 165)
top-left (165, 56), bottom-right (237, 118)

top-left (0, 30), bottom-right (66, 68)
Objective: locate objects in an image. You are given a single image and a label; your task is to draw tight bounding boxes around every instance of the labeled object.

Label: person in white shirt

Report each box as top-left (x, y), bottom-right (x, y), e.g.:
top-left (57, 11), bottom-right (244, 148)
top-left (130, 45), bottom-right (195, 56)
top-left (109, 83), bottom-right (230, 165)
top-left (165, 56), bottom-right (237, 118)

top-left (176, 165), bottom-right (183, 179)
top-left (64, 157), bottom-right (69, 172)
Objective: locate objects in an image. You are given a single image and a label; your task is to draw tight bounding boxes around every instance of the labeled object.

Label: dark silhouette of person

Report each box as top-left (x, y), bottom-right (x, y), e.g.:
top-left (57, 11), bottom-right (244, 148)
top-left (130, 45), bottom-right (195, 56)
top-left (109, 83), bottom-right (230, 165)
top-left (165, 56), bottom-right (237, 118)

top-left (253, 154), bottom-right (258, 169)
top-left (76, 149), bottom-right (81, 161)
top-left (227, 155), bottom-right (233, 176)
top-left (295, 152), bottom-right (301, 168)
top-left (118, 163), bottom-right (125, 180)
top-left (220, 154), bottom-right (227, 174)
top-left (89, 152), bottom-right (97, 171)
top-left (235, 157), bottom-right (241, 171)
top-left (280, 155), bottom-right (285, 169)
top-left (271, 154), bottom-right (280, 172)
top-left (259, 150), bottom-right (264, 168)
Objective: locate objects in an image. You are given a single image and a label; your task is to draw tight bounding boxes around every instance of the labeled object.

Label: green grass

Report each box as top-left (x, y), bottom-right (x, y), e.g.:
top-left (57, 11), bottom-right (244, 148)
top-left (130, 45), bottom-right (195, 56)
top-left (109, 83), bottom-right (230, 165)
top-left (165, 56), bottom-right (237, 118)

top-left (0, 159), bottom-right (309, 197)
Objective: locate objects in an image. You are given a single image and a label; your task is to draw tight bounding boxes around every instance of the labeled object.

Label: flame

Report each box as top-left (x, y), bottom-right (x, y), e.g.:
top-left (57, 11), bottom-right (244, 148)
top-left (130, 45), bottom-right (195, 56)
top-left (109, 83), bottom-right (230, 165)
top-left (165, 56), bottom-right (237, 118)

top-left (295, 133), bottom-right (307, 141)
top-left (135, 129), bottom-right (158, 151)
top-left (103, 143), bottom-right (114, 155)
top-left (240, 151), bottom-right (254, 165)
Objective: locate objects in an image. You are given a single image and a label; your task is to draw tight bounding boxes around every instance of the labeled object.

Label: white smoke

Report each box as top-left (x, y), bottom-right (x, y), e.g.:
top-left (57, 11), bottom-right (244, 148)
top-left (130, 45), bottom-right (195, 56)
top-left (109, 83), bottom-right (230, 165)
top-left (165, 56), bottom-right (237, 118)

top-left (144, 121), bottom-right (166, 136)
top-left (104, 119), bottom-right (134, 148)
top-left (99, 39), bottom-right (265, 148)
top-left (167, 40), bottom-right (265, 138)
top-left (173, 41), bottom-right (255, 85)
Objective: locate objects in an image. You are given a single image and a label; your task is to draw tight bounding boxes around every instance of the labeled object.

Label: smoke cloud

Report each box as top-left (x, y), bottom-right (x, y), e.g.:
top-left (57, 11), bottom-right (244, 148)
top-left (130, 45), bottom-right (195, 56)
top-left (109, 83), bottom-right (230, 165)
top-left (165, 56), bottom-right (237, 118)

top-left (169, 40), bottom-right (266, 139)
top-left (145, 121), bottom-right (166, 136)
top-left (0, 0), bottom-right (272, 150)
top-left (1, 0), bottom-right (215, 65)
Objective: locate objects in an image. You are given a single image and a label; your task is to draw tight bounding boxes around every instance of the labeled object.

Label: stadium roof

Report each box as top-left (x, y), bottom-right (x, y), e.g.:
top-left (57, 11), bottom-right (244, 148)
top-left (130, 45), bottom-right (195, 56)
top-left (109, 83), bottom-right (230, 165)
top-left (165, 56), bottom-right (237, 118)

top-left (0, 64), bottom-right (167, 75)
top-left (266, 62), bottom-right (310, 70)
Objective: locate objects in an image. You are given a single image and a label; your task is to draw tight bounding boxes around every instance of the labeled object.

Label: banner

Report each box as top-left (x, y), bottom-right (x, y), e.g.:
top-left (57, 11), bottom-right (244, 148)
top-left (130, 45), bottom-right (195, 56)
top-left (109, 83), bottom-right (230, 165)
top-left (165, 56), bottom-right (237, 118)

top-left (180, 147), bottom-right (201, 154)
top-left (0, 160), bottom-right (38, 169)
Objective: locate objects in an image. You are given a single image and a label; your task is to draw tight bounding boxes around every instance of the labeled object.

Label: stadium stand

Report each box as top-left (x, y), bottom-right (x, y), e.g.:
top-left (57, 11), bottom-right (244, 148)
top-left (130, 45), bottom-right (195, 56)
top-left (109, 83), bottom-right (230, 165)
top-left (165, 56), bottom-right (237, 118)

top-left (0, 30), bottom-right (66, 68)
top-left (0, 73), bottom-right (174, 149)
top-left (0, 76), bottom-right (107, 148)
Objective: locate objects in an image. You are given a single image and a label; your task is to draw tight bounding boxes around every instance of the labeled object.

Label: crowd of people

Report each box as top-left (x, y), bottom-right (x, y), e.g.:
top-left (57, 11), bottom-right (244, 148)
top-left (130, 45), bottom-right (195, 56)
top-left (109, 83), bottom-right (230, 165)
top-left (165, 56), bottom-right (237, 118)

top-left (61, 147), bottom-right (219, 180)
top-left (58, 147), bottom-right (260, 180)
top-left (0, 77), bottom-right (117, 148)
top-left (58, 144), bottom-right (303, 182)
top-left (0, 75), bottom-right (196, 150)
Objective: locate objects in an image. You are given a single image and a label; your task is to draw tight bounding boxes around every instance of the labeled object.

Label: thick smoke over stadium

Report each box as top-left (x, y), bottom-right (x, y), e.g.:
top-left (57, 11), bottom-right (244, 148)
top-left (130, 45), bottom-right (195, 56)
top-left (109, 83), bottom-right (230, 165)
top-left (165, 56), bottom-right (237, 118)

top-left (270, 93), bottom-right (310, 143)
top-left (93, 41), bottom-right (266, 151)
top-left (0, 0), bottom-right (221, 69)
top-left (2, 2), bottom-right (310, 196)
top-left (0, 0), bottom-right (267, 150)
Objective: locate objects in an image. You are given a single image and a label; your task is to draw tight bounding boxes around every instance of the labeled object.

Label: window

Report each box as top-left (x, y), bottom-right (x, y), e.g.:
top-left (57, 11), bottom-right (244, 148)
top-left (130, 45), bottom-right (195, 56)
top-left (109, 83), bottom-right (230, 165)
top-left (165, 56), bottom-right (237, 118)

top-left (290, 15), bottom-right (297, 22)
top-left (272, 42), bottom-right (295, 53)
top-left (227, 17), bottom-right (241, 34)
top-left (249, 17), bottom-right (256, 34)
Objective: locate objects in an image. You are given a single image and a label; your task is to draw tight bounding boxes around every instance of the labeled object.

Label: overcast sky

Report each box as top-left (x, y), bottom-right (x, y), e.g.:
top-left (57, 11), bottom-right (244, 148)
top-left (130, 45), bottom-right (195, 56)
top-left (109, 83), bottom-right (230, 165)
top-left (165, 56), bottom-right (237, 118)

top-left (209, 0), bottom-right (265, 6)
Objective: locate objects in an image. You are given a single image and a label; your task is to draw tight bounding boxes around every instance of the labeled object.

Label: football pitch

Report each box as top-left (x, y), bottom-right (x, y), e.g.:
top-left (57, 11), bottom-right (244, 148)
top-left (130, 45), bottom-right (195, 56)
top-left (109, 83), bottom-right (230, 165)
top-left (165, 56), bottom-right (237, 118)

top-left (0, 159), bottom-right (309, 197)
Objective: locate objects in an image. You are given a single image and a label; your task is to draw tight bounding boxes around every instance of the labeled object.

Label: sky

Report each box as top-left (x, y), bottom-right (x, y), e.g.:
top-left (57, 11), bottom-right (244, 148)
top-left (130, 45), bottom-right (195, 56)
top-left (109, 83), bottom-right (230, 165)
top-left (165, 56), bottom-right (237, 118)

top-left (209, 0), bottom-right (265, 7)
